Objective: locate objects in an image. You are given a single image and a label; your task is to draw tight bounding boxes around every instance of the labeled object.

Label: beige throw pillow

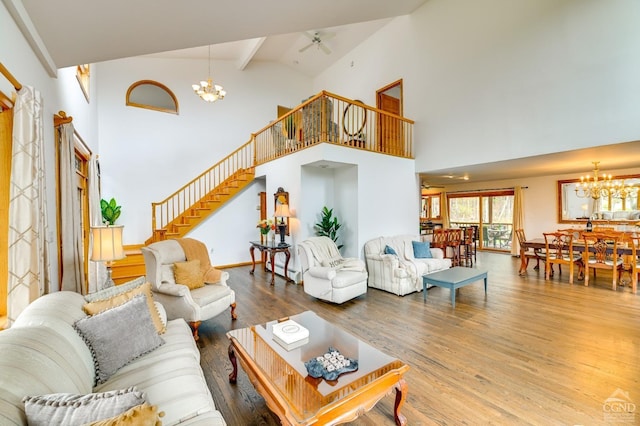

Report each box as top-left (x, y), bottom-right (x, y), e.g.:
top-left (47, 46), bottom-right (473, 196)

top-left (87, 403), bottom-right (164, 426)
top-left (83, 281), bottom-right (166, 334)
top-left (174, 259), bottom-right (205, 290)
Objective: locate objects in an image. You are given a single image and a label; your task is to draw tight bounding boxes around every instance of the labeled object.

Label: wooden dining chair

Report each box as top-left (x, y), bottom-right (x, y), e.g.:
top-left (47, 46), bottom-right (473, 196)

top-left (461, 226), bottom-right (475, 266)
top-left (516, 228), bottom-right (544, 274)
top-left (543, 231), bottom-right (583, 284)
top-left (582, 231), bottom-right (624, 290)
top-left (431, 228), bottom-right (448, 258)
top-left (446, 228), bottom-right (463, 266)
top-left (623, 234), bottom-right (638, 294)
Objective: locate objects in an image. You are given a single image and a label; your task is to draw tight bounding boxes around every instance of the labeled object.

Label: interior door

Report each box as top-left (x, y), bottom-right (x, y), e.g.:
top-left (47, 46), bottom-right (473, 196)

top-left (376, 80), bottom-right (404, 155)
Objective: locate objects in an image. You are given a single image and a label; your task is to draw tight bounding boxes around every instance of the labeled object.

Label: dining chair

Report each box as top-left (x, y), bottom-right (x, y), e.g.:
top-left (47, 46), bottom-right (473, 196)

top-left (461, 226), bottom-right (475, 266)
top-left (543, 231), bottom-right (583, 284)
top-left (624, 234), bottom-right (638, 294)
top-left (446, 228), bottom-right (463, 266)
top-left (516, 228), bottom-right (544, 274)
top-left (431, 228), bottom-right (448, 259)
top-left (582, 231), bottom-right (625, 290)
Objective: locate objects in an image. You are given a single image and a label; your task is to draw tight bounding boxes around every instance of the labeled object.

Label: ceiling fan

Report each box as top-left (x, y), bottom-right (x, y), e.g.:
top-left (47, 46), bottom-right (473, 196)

top-left (299, 31), bottom-right (334, 55)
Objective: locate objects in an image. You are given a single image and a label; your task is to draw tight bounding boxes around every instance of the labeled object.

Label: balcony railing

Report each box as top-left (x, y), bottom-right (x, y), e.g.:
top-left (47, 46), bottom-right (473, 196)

top-left (253, 91), bottom-right (414, 164)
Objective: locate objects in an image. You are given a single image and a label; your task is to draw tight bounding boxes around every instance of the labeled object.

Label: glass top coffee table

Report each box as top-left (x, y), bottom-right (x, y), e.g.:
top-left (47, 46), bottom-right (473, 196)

top-left (227, 311), bottom-right (410, 425)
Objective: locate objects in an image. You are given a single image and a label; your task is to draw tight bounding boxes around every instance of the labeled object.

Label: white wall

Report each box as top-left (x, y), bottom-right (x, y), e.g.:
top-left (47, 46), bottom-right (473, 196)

top-left (95, 56), bottom-right (312, 245)
top-left (314, 0), bottom-right (640, 173)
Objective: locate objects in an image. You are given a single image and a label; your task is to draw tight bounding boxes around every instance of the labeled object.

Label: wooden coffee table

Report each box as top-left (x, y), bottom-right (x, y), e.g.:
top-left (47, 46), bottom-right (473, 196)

top-left (423, 266), bottom-right (488, 308)
top-left (227, 311), bottom-right (410, 425)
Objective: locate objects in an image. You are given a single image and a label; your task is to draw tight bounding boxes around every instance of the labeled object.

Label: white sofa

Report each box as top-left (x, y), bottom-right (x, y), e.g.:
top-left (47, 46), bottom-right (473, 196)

top-left (592, 210), bottom-right (640, 221)
top-left (297, 236), bottom-right (368, 304)
top-left (364, 235), bottom-right (452, 296)
top-left (0, 291), bottom-right (226, 425)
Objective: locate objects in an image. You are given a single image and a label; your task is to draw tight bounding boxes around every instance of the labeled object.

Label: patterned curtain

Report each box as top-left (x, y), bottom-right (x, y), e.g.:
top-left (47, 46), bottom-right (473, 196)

top-left (87, 154), bottom-right (104, 294)
top-left (7, 86), bottom-right (51, 325)
top-left (511, 186), bottom-right (524, 256)
top-left (59, 123), bottom-right (85, 293)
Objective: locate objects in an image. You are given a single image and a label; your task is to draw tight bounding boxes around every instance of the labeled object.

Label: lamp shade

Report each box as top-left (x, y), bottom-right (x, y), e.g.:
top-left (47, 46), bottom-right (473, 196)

top-left (274, 203), bottom-right (290, 218)
top-left (90, 225), bottom-right (125, 262)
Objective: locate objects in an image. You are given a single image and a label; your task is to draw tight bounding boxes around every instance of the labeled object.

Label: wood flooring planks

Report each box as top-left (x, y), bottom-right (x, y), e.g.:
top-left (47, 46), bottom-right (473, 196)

top-left (197, 251), bottom-right (640, 425)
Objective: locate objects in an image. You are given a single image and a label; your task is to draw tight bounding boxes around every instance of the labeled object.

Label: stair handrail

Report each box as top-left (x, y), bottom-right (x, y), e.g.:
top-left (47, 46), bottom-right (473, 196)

top-left (150, 139), bottom-right (254, 239)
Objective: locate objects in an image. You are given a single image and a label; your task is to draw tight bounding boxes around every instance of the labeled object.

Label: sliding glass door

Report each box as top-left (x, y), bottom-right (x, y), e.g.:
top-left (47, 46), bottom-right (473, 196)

top-left (448, 190), bottom-right (514, 252)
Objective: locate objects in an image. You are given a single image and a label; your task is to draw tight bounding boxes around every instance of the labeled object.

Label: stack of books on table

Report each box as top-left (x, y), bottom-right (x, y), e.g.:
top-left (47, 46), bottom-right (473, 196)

top-left (272, 319), bottom-right (309, 351)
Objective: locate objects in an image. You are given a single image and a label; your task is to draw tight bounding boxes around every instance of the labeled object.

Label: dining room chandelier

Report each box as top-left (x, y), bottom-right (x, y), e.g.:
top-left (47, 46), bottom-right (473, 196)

top-left (192, 45), bottom-right (226, 103)
top-left (575, 161), bottom-right (613, 200)
top-left (575, 161), bottom-right (639, 200)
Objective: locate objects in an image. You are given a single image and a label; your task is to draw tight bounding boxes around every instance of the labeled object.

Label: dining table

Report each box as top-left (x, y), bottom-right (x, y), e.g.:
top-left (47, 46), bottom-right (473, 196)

top-left (519, 237), bottom-right (637, 287)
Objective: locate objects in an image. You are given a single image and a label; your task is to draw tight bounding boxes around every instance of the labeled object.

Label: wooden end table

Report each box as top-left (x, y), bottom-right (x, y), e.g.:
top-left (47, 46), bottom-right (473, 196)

top-left (249, 241), bottom-right (293, 285)
top-left (423, 266), bottom-right (488, 308)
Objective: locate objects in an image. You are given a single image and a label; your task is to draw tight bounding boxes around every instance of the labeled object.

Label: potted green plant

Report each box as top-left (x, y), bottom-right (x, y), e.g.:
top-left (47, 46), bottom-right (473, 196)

top-left (314, 206), bottom-right (343, 250)
top-left (100, 197), bottom-right (122, 225)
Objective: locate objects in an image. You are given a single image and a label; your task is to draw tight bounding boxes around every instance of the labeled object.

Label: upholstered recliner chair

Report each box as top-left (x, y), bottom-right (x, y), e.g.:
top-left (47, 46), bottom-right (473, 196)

top-left (297, 236), bottom-right (368, 304)
top-left (141, 238), bottom-right (236, 340)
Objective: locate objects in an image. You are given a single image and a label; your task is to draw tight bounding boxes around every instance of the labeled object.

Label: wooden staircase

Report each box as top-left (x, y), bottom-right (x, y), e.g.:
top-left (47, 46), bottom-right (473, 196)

top-left (146, 166), bottom-right (255, 244)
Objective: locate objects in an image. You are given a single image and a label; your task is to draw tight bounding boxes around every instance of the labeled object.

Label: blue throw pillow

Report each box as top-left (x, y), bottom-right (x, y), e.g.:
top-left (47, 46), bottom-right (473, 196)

top-left (384, 245), bottom-right (397, 255)
top-left (412, 240), bottom-right (433, 258)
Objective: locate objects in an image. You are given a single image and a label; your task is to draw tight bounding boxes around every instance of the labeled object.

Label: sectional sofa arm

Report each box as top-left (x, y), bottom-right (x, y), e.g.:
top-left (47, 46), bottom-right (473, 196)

top-left (155, 283), bottom-right (190, 297)
top-left (430, 248), bottom-right (445, 259)
top-left (308, 267), bottom-right (337, 280)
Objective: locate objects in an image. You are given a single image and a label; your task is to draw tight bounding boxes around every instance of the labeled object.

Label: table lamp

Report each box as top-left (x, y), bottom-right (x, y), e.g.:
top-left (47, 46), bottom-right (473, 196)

top-left (90, 225), bottom-right (125, 288)
top-left (274, 203), bottom-right (290, 246)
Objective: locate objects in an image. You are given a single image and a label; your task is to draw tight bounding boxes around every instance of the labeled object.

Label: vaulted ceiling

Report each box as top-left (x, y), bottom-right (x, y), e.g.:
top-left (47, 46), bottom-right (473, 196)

top-left (6, 0), bottom-right (428, 77)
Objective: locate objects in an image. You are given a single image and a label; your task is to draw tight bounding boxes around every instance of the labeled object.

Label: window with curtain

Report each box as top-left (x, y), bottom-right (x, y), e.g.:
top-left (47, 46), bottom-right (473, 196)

top-left (448, 190), bottom-right (514, 252)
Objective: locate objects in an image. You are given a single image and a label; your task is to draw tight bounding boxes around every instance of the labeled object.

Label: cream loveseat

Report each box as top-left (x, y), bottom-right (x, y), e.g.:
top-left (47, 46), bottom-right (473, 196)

top-left (0, 288), bottom-right (226, 425)
top-left (364, 235), bottom-right (452, 296)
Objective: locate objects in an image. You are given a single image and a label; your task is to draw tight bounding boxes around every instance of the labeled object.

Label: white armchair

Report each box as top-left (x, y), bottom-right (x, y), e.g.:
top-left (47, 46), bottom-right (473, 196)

top-left (297, 236), bottom-right (368, 304)
top-left (141, 239), bottom-right (236, 340)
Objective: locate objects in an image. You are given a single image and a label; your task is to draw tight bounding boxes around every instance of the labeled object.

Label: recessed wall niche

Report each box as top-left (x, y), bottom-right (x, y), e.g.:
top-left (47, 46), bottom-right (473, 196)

top-left (126, 80), bottom-right (178, 114)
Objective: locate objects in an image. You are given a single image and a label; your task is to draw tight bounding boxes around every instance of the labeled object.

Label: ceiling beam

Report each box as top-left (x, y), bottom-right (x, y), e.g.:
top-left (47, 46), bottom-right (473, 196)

top-left (3, 0), bottom-right (57, 77)
top-left (236, 37), bottom-right (266, 71)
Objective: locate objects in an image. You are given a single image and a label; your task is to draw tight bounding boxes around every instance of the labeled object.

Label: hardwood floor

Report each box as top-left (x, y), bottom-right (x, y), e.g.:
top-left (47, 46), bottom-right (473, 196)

top-left (198, 252), bottom-right (640, 425)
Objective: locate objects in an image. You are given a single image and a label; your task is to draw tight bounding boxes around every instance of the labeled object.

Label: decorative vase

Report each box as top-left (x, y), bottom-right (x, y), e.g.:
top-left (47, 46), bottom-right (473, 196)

top-left (270, 230), bottom-right (276, 244)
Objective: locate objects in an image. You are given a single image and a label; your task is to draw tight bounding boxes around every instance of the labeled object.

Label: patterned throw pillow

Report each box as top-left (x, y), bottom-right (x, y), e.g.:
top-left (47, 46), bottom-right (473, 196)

top-left (173, 259), bottom-right (205, 290)
top-left (75, 295), bottom-right (165, 385)
top-left (412, 240), bottom-right (433, 258)
top-left (84, 276), bottom-right (146, 303)
top-left (23, 387), bottom-right (145, 426)
top-left (83, 281), bottom-right (165, 334)
top-left (384, 245), bottom-right (397, 256)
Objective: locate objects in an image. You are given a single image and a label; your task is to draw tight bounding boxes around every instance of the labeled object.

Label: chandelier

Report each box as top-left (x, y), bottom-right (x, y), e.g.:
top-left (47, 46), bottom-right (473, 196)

top-left (192, 45), bottom-right (226, 103)
top-left (575, 161), bottom-right (613, 200)
top-left (610, 179), bottom-right (639, 200)
top-left (575, 161), bottom-right (639, 200)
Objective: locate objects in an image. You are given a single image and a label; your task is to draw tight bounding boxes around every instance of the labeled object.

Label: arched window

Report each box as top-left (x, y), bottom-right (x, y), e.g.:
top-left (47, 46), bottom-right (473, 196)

top-left (126, 80), bottom-right (178, 114)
